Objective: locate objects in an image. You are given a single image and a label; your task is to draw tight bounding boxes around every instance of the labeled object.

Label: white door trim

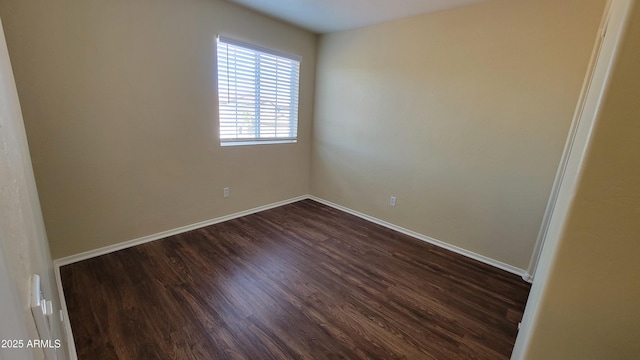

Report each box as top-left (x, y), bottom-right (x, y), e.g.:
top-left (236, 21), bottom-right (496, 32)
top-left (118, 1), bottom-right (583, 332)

top-left (511, 0), bottom-right (635, 358)
top-left (525, 0), bottom-right (615, 281)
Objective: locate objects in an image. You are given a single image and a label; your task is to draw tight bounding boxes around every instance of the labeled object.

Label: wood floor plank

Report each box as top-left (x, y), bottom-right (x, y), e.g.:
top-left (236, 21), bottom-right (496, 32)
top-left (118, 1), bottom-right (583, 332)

top-left (61, 199), bottom-right (530, 359)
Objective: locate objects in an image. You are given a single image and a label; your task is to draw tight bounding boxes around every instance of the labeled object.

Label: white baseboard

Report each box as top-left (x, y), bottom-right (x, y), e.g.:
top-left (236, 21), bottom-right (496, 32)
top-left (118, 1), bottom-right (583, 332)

top-left (54, 264), bottom-right (78, 360)
top-left (52, 194), bottom-right (307, 360)
top-left (54, 195), bottom-right (308, 267)
top-left (55, 193), bottom-right (528, 277)
top-left (308, 195), bottom-right (527, 278)
top-left (53, 193), bottom-right (528, 359)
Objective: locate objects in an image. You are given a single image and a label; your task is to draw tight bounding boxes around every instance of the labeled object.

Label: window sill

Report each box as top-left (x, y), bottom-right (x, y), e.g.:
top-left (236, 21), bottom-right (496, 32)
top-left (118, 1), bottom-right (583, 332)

top-left (220, 139), bottom-right (297, 147)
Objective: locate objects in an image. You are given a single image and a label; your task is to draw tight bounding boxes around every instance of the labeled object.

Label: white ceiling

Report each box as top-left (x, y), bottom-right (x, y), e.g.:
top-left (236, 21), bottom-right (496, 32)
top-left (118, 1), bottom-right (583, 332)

top-left (226, 0), bottom-right (493, 34)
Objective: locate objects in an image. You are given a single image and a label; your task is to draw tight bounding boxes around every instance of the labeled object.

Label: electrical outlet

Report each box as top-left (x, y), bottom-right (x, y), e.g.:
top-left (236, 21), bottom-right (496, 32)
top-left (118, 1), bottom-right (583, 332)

top-left (390, 196), bottom-right (397, 207)
top-left (223, 187), bottom-right (230, 198)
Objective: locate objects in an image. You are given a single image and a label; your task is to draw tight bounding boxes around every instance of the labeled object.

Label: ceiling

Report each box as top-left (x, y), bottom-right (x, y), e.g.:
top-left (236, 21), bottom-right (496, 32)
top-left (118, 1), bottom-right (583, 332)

top-left (226, 0), bottom-right (492, 34)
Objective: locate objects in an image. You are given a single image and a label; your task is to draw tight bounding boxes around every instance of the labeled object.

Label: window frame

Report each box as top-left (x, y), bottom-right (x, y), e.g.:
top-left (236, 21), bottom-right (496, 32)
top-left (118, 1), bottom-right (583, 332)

top-left (216, 36), bottom-right (302, 146)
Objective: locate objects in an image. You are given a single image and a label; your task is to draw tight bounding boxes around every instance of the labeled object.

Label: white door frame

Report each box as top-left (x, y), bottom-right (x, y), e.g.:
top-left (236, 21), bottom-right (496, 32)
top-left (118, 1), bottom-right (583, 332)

top-left (512, 0), bottom-right (635, 357)
top-left (525, 0), bottom-right (615, 281)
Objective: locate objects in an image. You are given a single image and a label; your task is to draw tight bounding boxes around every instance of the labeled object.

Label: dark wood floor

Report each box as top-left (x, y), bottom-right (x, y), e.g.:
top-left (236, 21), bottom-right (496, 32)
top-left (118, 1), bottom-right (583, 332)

top-left (61, 199), bottom-right (530, 359)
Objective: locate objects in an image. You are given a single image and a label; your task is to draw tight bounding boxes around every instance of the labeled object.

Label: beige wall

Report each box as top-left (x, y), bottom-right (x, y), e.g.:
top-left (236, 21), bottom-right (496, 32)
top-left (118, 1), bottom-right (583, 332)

top-left (0, 0), bottom-right (317, 259)
top-left (311, 0), bottom-right (606, 269)
top-left (0, 18), bottom-right (65, 359)
top-left (523, 1), bottom-right (640, 358)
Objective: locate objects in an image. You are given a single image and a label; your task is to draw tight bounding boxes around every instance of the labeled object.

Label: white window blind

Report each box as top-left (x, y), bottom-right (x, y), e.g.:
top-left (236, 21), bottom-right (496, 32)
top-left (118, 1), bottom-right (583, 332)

top-left (216, 36), bottom-right (301, 145)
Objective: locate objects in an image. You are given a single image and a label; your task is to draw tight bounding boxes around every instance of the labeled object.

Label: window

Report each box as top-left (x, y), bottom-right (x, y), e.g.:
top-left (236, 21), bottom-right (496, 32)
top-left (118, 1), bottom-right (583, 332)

top-left (216, 36), bottom-right (301, 146)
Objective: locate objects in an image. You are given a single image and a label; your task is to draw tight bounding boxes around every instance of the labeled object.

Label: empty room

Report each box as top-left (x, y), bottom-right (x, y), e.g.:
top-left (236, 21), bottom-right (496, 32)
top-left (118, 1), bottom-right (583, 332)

top-left (1, 0), bottom-right (639, 359)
